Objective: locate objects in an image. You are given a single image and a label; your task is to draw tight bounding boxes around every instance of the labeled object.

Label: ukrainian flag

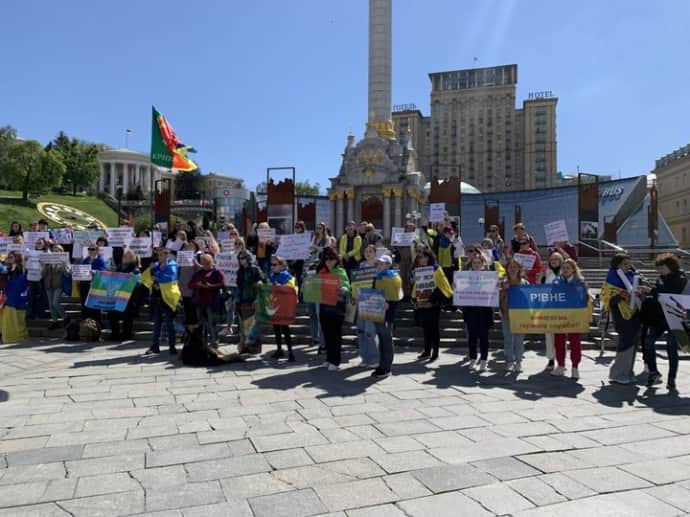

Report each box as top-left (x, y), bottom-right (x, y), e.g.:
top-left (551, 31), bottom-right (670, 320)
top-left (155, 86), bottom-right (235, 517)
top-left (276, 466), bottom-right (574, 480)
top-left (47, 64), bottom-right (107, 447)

top-left (508, 284), bottom-right (590, 334)
top-left (141, 262), bottom-right (181, 311)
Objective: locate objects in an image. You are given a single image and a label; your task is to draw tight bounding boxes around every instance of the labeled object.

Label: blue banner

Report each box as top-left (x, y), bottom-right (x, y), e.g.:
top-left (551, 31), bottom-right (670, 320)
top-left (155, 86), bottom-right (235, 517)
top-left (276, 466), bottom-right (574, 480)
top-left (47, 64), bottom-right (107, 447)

top-left (508, 284), bottom-right (590, 334)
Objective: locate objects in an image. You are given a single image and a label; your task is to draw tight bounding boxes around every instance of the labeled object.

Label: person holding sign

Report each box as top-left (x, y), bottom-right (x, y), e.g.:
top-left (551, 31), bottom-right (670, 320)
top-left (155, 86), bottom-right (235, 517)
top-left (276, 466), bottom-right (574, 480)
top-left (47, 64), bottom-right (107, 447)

top-left (27, 238), bottom-right (49, 320)
top-left (254, 222), bottom-right (276, 274)
top-left (550, 259), bottom-right (587, 379)
top-left (268, 256), bottom-right (297, 362)
top-left (316, 247), bottom-right (350, 371)
top-left (540, 252), bottom-right (564, 371)
top-left (638, 253), bottom-right (687, 391)
top-left (80, 244), bottom-right (108, 323)
top-left (43, 244), bottom-right (69, 329)
top-left (395, 221), bottom-right (419, 300)
top-left (0, 252), bottom-right (29, 344)
top-left (602, 253), bottom-right (645, 385)
top-left (235, 250), bottom-right (266, 354)
top-left (500, 258), bottom-right (530, 373)
top-left (461, 253), bottom-right (495, 373)
top-left (434, 225), bottom-right (458, 289)
top-left (338, 221), bottom-right (362, 276)
top-left (107, 251), bottom-right (143, 341)
top-left (514, 239), bottom-right (542, 284)
top-left (412, 248), bottom-right (452, 362)
top-left (354, 245), bottom-right (379, 367)
top-left (372, 254), bottom-right (403, 378)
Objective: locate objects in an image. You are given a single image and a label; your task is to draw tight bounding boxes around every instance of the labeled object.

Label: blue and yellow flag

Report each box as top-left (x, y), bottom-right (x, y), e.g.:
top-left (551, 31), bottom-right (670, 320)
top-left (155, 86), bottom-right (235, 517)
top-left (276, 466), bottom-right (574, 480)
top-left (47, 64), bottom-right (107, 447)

top-left (508, 284), bottom-right (590, 334)
top-left (141, 262), bottom-right (181, 311)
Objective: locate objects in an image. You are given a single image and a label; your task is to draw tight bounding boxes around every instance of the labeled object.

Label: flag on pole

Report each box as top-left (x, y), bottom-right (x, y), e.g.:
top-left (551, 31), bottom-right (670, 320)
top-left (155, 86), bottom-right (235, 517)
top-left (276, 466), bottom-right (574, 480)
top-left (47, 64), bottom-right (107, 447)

top-left (150, 106), bottom-right (198, 172)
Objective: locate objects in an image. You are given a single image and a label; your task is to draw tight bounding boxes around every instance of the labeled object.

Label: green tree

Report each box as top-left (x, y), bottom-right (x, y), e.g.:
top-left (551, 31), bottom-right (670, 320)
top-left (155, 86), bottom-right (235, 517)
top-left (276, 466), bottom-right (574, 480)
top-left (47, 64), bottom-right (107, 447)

top-left (49, 131), bottom-right (101, 195)
top-left (295, 180), bottom-right (321, 195)
top-left (0, 126), bottom-right (18, 188)
top-left (1, 140), bottom-right (65, 200)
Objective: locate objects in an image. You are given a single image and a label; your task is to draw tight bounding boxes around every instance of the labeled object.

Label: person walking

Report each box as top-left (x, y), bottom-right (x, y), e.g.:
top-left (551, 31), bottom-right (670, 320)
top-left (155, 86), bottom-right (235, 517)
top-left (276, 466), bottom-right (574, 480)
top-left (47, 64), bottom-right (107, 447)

top-left (500, 258), bottom-right (529, 373)
top-left (412, 247), bottom-right (452, 362)
top-left (268, 256), bottom-right (297, 362)
top-left (188, 254), bottom-right (226, 349)
top-left (372, 254), bottom-right (403, 378)
top-left (316, 247), bottom-right (350, 371)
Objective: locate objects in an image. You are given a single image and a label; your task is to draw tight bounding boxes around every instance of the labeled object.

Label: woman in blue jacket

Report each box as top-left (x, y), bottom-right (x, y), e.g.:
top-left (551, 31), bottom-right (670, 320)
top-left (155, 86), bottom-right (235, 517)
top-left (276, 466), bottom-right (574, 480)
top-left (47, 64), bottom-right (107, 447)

top-left (80, 244), bottom-right (107, 324)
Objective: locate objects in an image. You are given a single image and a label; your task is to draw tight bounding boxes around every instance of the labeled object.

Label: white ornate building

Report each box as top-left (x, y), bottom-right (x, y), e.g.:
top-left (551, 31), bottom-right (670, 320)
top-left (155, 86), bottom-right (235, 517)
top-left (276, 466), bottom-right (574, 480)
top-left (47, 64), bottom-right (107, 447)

top-left (97, 147), bottom-right (176, 196)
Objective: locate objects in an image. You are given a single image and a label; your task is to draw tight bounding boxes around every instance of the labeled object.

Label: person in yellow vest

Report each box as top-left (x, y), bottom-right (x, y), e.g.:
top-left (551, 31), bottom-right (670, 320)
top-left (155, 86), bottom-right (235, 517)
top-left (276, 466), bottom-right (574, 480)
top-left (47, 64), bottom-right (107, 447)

top-left (338, 221), bottom-right (362, 275)
top-left (372, 254), bottom-right (403, 378)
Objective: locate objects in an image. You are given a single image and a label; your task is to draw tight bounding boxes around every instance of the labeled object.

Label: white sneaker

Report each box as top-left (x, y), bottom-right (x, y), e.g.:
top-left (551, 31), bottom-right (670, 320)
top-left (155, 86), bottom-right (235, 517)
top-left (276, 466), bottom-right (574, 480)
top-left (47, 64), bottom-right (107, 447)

top-left (322, 361), bottom-right (330, 368)
top-left (505, 361), bottom-right (514, 372)
top-left (551, 366), bottom-right (566, 376)
top-left (514, 362), bottom-right (523, 373)
top-left (476, 360), bottom-right (487, 373)
top-left (328, 363), bottom-right (340, 371)
top-left (571, 367), bottom-right (580, 380)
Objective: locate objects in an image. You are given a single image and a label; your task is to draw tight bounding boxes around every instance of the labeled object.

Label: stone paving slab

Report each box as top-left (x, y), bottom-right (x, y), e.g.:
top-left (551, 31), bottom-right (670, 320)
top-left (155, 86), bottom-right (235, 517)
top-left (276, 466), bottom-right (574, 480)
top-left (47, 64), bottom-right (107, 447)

top-left (0, 341), bottom-right (689, 516)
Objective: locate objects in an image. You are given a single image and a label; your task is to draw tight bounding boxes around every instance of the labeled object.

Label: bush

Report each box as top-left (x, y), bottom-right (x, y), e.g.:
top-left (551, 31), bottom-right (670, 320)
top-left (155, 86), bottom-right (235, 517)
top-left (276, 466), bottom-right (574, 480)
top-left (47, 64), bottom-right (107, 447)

top-left (134, 217), bottom-right (151, 235)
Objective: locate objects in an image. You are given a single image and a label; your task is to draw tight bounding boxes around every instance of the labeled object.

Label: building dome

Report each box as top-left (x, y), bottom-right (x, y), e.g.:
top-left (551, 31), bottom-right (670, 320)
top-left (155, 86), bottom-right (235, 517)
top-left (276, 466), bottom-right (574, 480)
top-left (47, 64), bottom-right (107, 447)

top-left (423, 181), bottom-right (481, 194)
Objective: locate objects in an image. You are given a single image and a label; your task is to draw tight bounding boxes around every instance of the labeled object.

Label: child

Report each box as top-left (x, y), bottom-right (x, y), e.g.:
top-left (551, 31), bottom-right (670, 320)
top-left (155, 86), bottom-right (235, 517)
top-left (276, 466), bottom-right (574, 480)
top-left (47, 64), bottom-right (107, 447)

top-left (269, 256), bottom-right (297, 362)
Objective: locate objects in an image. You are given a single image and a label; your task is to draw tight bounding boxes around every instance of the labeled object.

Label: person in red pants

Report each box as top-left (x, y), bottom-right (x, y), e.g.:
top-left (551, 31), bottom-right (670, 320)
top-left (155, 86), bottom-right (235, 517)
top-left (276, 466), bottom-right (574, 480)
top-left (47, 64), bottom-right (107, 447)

top-left (550, 259), bottom-right (587, 380)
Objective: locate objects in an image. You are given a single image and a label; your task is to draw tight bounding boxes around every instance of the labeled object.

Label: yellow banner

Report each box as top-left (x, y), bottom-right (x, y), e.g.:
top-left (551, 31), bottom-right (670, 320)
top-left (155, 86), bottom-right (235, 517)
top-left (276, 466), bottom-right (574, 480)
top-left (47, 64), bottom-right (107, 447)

top-left (509, 307), bottom-right (590, 334)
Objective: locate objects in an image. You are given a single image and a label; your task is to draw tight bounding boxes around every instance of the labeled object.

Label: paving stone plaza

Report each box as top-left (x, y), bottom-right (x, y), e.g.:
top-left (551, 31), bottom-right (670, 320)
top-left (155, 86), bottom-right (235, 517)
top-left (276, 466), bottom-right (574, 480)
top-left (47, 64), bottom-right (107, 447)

top-left (1, 340), bottom-right (689, 516)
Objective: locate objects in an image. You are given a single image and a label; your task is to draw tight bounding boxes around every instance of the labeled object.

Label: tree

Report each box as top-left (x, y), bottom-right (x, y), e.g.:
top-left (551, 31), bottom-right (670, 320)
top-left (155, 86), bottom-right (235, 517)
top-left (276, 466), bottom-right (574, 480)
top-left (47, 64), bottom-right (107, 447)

top-left (0, 126), bottom-right (18, 188)
top-left (295, 180), bottom-right (321, 196)
top-left (49, 131), bottom-right (101, 195)
top-left (1, 140), bottom-right (65, 200)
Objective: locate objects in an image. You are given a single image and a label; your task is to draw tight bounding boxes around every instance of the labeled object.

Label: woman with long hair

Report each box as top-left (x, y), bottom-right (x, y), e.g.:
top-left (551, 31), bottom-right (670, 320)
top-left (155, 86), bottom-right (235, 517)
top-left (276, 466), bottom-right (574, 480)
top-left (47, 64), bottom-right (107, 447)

top-left (43, 243), bottom-right (69, 329)
top-left (188, 253), bottom-right (225, 349)
top-left (1, 251), bottom-right (29, 343)
top-left (412, 247), bottom-right (452, 363)
top-left (108, 250), bottom-right (142, 341)
top-left (355, 244), bottom-right (379, 367)
top-left (500, 258), bottom-right (529, 373)
top-left (550, 258), bottom-right (586, 380)
top-left (540, 252), bottom-right (564, 371)
top-left (235, 249), bottom-right (265, 354)
top-left (461, 252), bottom-right (494, 373)
top-left (317, 247), bottom-right (350, 370)
top-left (178, 239), bottom-right (202, 326)
top-left (27, 237), bottom-right (49, 320)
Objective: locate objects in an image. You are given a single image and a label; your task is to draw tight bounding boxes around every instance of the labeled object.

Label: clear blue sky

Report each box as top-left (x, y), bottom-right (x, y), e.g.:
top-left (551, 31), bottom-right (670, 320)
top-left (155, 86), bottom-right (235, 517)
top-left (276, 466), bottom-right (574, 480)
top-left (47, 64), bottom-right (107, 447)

top-left (3, 0), bottom-right (689, 190)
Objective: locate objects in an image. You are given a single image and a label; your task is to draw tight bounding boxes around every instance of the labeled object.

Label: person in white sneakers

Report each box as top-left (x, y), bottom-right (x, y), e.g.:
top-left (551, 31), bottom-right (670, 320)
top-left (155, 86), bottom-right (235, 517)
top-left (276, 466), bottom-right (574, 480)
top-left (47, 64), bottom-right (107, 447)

top-left (500, 258), bottom-right (529, 374)
top-left (461, 252), bottom-right (495, 373)
top-left (550, 259), bottom-right (586, 380)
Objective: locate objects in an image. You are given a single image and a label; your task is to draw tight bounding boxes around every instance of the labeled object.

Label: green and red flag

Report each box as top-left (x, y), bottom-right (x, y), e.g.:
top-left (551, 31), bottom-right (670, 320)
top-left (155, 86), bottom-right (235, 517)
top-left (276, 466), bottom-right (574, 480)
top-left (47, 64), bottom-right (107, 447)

top-left (150, 106), bottom-right (198, 172)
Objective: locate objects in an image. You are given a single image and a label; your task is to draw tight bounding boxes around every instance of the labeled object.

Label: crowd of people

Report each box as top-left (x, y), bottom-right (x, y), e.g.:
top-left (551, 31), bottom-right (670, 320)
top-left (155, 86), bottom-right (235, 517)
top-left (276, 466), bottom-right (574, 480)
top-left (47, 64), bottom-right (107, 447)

top-left (0, 216), bottom-right (685, 390)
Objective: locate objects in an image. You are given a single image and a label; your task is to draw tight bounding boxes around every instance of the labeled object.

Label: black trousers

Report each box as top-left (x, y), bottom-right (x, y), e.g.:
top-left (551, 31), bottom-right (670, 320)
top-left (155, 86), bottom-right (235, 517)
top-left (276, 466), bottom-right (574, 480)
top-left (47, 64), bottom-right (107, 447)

top-left (273, 325), bottom-right (293, 352)
top-left (108, 301), bottom-right (136, 339)
top-left (182, 296), bottom-right (198, 325)
top-left (418, 306), bottom-right (441, 355)
top-left (464, 308), bottom-right (491, 360)
top-left (320, 308), bottom-right (344, 366)
top-left (79, 280), bottom-right (101, 324)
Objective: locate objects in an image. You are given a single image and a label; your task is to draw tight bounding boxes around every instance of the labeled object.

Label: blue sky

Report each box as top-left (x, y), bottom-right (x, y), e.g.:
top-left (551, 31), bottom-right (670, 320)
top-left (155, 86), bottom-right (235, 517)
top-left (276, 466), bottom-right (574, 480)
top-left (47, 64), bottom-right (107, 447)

top-left (3, 0), bottom-right (689, 191)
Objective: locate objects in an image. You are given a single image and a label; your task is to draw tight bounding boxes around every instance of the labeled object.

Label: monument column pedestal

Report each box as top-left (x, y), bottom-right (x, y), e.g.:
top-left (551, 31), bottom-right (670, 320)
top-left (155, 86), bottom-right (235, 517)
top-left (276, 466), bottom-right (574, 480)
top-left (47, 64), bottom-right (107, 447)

top-left (336, 194), bottom-right (344, 235)
top-left (345, 189), bottom-right (355, 225)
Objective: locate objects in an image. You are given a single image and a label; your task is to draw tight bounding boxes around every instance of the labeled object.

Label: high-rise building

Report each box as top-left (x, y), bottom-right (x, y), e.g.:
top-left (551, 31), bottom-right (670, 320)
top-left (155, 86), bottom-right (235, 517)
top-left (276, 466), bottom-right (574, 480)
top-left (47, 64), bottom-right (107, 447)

top-left (393, 64), bottom-right (557, 192)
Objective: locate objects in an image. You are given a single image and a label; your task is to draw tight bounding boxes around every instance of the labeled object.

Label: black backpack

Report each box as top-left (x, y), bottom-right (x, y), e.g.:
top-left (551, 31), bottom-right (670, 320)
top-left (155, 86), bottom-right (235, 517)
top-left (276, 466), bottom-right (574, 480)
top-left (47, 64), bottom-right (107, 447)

top-left (65, 320), bottom-right (81, 341)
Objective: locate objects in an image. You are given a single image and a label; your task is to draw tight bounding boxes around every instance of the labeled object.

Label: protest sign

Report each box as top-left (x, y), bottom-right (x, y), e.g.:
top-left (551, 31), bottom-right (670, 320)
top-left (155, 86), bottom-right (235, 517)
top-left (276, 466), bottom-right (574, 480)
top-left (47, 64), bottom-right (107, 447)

top-left (85, 271), bottom-right (139, 312)
top-left (106, 227), bottom-right (135, 247)
top-left (429, 203), bottom-right (446, 223)
top-left (126, 237), bottom-right (152, 258)
top-left (276, 233), bottom-right (312, 260)
top-left (508, 284), bottom-right (590, 334)
top-left (7, 243), bottom-right (27, 256)
top-left (258, 228), bottom-right (276, 243)
top-left (72, 231), bottom-right (104, 258)
top-left (220, 239), bottom-right (235, 252)
top-left (513, 253), bottom-right (537, 270)
top-left (72, 264), bottom-right (93, 281)
top-left (453, 271), bottom-right (499, 307)
top-left (659, 294), bottom-right (690, 353)
top-left (414, 266), bottom-right (435, 306)
top-left (376, 248), bottom-right (391, 259)
top-left (215, 252), bottom-right (239, 287)
top-left (216, 231), bottom-right (230, 243)
top-left (350, 266), bottom-right (377, 298)
top-left (544, 220), bottom-right (569, 245)
top-left (23, 232), bottom-right (49, 250)
top-left (0, 237), bottom-right (10, 254)
top-left (390, 227), bottom-right (403, 240)
top-left (256, 284), bottom-right (297, 325)
top-left (176, 250), bottom-right (196, 267)
top-left (82, 246), bottom-right (113, 264)
top-left (53, 228), bottom-right (73, 245)
top-left (194, 237), bottom-right (209, 251)
top-left (26, 251), bottom-right (42, 281)
top-left (358, 288), bottom-right (386, 323)
top-left (480, 249), bottom-right (494, 266)
top-left (391, 231), bottom-right (416, 247)
top-left (302, 273), bottom-right (340, 306)
top-left (152, 231), bottom-right (162, 247)
top-left (39, 252), bottom-right (70, 265)
top-left (165, 239), bottom-right (183, 251)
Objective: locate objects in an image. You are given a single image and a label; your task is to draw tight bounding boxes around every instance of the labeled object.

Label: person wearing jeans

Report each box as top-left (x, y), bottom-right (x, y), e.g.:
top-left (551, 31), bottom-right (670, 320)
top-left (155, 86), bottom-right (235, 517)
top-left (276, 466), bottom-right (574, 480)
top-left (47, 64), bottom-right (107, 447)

top-left (500, 258), bottom-right (529, 373)
top-left (188, 254), bottom-right (225, 349)
top-left (373, 254), bottom-right (403, 378)
top-left (143, 248), bottom-right (180, 355)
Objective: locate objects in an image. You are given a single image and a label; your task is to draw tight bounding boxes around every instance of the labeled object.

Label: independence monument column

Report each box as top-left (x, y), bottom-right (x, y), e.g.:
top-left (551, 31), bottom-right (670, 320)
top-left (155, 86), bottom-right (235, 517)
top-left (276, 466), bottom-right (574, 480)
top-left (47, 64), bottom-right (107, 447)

top-left (367, 0), bottom-right (395, 139)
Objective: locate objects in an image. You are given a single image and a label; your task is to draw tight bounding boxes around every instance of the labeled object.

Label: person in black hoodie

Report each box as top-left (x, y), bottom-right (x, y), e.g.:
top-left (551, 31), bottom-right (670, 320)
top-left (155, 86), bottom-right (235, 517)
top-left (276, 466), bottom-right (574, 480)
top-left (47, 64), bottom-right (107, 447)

top-left (639, 253), bottom-right (687, 391)
top-left (107, 250), bottom-right (143, 341)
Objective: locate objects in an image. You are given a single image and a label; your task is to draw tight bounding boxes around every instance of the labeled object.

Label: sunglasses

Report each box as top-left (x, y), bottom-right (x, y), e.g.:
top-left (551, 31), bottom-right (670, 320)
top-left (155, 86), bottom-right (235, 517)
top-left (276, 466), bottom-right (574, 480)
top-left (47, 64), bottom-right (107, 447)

top-left (88, 247), bottom-right (97, 251)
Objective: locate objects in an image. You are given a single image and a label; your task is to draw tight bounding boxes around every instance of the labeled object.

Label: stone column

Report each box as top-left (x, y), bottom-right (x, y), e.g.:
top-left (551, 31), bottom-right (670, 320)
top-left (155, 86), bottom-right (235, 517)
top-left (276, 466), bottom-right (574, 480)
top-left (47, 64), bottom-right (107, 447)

top-left (393, 187), bottom-right (402, 230)
top-left (368, 0), bottom-right (392, 125)
top-left (383, 188), bottom-right (391, 238)
top-left (336, 193), bottom-right (345, 236)
top-left (122, 163), bottom-right (129, 195)
top-left (329, 192), bottom-right (337, 234)
top-left (98, 163), bottom-right (105, 191)
top-left (109, 163), bottom-right (116, 194)
top-left (345, 188), bottom-right (355, 225)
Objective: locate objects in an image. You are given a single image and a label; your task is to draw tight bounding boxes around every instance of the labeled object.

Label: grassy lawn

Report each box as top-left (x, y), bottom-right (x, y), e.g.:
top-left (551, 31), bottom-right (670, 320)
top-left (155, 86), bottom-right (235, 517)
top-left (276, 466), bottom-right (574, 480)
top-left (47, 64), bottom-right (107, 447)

top-left (0, 190), bottom-right (118, 230)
